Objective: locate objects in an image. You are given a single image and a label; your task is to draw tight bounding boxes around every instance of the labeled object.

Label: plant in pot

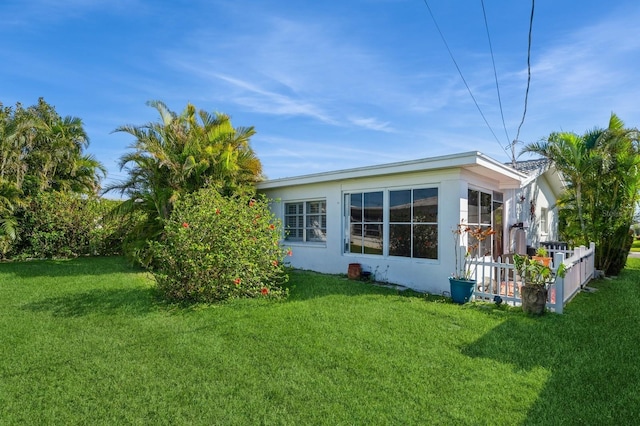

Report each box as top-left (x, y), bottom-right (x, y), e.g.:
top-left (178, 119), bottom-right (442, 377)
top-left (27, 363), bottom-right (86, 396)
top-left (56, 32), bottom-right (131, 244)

top-left (513, 253), bottom-right (566, 315)
top-left (449, 222), bottom-right (495, 304)
top-left (532, 246), bottom-right (551, 266)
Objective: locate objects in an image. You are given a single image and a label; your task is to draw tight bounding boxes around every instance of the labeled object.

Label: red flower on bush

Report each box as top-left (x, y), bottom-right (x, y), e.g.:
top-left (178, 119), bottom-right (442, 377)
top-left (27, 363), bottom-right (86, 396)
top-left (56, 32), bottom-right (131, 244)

top-left (182, 222), bottom-right (189, 228)
top-left (261, 287), bottom-right (269, 295)
top-left (215, 208), bottom-right (221, 215)
top-left (268, 224), bottom-right (275, 230)
top-left (272, 260), bottom-right (278, 267)
top-left (233, 278), bottom-right (241, 286)
top-left (286, 248), bottom-right (293, 257)
top-left (248, 199), bottom-right (256, 207)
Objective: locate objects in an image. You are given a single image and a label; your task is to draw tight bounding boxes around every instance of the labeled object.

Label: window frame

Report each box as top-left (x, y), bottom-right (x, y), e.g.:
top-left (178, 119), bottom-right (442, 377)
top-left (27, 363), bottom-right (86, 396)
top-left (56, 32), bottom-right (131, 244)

top-left (283, 199), bottom-right (327, 243)
top-left (343, 186), bottom-right (439, 259)
top-left (388, 187), bottom-right (438, 259)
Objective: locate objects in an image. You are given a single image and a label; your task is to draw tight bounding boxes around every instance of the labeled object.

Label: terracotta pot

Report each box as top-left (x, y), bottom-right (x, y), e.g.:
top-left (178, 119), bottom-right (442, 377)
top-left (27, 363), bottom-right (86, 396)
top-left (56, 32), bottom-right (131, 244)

top-left (521, 285), bottom-right (548, 315)
top-left (532, 256), bottom-right (551, 267)
top-left (347, 263), bottom-right (362, 280)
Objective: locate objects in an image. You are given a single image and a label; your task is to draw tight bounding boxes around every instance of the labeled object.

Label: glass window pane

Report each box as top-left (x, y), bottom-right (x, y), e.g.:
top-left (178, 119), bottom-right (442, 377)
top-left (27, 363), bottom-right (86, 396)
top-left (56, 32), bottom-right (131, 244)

top-left (363, 224), bottom-right (383, 255)
top-left (307, 201), bottom-right (325, 214)
top-left (285, 228), bottom-right (303, 241)
top-left (389, 224), bottom-right (411, 257)
top-left (481, 192), bottom-right (492, 224)
top-left (350, 193), bottom-right (362, 222)
top-left (468, 226), bottom-right (492, 257)
top-left (468, 189), bottom-right (479, 224)
top-left (349, 224), bottom-right (363, 253)
top-left (413, 188), bottom-right (438, 222)
top-left (286, 202), bottom-right (302, 215)
top-left (390, 190), bottom-right (411, 222)
top-left (364, 192), bottom-right (383, 222)
top-left (307, 226), bottom-right (326, 242)
top-left (413, 224), bottom-right (438, 259)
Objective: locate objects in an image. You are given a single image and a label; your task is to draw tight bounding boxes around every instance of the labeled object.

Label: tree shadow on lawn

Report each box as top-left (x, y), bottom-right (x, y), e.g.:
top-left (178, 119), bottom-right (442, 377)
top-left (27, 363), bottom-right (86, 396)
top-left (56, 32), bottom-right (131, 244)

top-left (461, 278), bottom-right (640, 424)
top-left (21, 287), bottom-right (159, 317)
top-left (284, 269), bottom-right (444, 303)
top-left (1, 256), bottom-right (142, 278)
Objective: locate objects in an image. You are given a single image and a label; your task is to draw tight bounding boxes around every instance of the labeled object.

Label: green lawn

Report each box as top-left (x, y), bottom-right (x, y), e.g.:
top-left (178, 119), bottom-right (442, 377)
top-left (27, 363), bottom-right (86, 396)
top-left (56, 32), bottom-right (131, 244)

top-left (631, 239), bottom-right (640, 252)
top-left (1, 257), bottom-right (640, 425)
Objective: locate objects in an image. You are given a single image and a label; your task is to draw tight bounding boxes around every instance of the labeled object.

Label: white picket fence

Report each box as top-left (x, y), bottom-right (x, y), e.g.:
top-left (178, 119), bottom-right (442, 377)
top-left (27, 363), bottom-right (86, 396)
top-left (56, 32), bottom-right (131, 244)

top-left (466, 242), bottom-right (596, 314)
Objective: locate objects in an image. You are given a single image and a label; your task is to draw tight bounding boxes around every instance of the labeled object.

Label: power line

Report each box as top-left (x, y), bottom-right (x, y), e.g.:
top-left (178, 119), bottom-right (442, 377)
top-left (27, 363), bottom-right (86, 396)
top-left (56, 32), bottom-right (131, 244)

top-left (512, 0), bottom-right (535, 165)
top-left (480, 0), bottom-right (510, 147)
top-left (421, 0), bottom-right (505, 151)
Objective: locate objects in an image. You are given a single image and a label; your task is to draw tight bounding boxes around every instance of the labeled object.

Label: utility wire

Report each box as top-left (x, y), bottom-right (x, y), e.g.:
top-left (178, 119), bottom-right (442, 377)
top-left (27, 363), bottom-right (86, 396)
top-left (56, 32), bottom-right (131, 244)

top-left (421, 0), bottom-right (504, 150)
top-left (480, 0), bottom-right (510, 148)
top-left (512, 0), bottom-right (535, 165)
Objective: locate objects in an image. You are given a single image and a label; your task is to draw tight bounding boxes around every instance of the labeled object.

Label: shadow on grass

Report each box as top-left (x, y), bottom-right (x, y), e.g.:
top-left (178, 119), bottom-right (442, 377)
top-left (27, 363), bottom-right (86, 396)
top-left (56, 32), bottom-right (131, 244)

top-left (461, 267), bottom-right (640, 424)
top-left (284, 269), bottom-right (445, 303)
top-left (0, 256), bottom-right (142, 278)
top-left (21, 287), bottom-right (159, 317)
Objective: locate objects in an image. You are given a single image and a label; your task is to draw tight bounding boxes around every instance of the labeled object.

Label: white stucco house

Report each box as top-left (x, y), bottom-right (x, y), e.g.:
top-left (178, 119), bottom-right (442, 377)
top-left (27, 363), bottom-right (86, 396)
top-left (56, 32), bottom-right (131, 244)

top-left (257, 151), bottom-right (564, 295)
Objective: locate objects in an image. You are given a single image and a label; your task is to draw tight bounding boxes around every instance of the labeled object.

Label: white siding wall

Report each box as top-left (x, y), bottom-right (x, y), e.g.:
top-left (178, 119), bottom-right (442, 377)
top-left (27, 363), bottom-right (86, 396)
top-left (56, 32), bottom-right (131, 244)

top-left (261, 169), bottom-right (515, 295)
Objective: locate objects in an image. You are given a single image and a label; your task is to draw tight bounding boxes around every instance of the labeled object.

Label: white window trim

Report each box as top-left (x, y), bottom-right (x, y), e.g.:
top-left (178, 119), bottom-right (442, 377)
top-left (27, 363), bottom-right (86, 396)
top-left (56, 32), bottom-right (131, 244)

top-left (283, 199), bottom-right (327, 244)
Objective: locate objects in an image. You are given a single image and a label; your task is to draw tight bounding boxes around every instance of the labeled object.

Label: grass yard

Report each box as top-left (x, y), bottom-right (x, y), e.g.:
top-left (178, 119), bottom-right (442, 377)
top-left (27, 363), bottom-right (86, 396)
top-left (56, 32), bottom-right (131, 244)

top-left (1, 257), bottom-right (640, 425)
top-left (631, 239), bottom-right (640, 252)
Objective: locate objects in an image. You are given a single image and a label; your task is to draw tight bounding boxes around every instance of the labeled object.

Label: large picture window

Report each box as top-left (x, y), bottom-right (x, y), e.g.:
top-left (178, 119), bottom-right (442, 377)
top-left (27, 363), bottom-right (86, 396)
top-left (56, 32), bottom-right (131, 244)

top-left (344, 187), bottom-right (438, 259)
top-left (347, 191), bottom-right (383, 255)
top-left (284, 200), bottom-right (326, 242)
top-left (389, 188), bottom-right (438, 259)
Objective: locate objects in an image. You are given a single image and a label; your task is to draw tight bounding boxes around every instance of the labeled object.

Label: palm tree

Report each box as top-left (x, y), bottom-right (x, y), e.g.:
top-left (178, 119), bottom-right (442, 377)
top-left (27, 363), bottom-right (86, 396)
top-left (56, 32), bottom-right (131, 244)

top-left (521, 113), bottom-right (640, 274)
top-left (104, 101), bottom-right (263, 264)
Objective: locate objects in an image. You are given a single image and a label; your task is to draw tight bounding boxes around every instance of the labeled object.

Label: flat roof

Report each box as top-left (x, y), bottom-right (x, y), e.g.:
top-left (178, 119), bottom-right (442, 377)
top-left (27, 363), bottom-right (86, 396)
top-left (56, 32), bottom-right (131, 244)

top-left (257, 151), bottom-right (526, 190)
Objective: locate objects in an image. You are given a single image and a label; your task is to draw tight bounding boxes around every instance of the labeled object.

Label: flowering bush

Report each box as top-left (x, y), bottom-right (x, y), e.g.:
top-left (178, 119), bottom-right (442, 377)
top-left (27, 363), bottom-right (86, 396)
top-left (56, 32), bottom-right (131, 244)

top-left (450, 221), bottom-right (496, 280)
top-left (150, 187), bottom-right (289, 303)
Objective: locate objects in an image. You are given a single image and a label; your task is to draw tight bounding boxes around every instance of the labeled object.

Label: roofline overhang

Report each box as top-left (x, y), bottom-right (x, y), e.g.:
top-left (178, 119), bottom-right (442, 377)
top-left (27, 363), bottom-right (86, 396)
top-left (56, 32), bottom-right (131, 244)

top-left (257, 151), bottom-right (526, 190)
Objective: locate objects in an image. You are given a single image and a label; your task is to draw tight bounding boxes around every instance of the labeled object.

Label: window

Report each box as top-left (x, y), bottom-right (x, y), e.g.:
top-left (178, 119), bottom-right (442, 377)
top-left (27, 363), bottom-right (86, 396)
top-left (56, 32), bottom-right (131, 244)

top-left (540, 207), bottom-right (548, 234)
top-left (389, 188), bottom-right (438, 259)
top-left (284, 200), bottom-right (326, 242)
top-left (344, 187), bottom-right (438, 259)
top-left (347, 191), bottom-right (383, 255)
top-left (468, 189), bottom-right (501, 258)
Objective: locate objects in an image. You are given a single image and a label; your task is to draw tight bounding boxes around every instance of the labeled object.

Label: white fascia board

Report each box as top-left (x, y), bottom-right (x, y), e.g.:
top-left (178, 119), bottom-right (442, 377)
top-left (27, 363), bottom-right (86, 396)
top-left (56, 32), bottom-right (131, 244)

top-left (257, 151), bottom-right (526, 190)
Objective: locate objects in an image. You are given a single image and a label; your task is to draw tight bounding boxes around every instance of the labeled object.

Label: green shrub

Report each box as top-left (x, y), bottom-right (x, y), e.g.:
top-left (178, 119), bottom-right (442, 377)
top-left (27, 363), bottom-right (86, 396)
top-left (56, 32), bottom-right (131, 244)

top-left (15, 192), bottom-right (124, 259)
top-left (150, 187), bottom-right (289, 303)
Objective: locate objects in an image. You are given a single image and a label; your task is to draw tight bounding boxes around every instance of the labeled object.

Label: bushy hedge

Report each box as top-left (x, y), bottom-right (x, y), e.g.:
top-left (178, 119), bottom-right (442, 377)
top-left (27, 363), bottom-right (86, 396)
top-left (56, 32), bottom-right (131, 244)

top-left (150, 187), bottom-right (289, 303)
top-left (13, 192), bottom-right (124, 259)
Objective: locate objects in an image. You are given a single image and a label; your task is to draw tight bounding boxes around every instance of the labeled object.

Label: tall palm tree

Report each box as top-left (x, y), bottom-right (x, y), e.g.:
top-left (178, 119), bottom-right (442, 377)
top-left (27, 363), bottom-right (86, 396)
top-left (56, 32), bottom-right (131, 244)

top-left (522, 131), bottom-right (593, 243)
top-left (521, 113), bottom-right (640, 274)
top-left (104, 101), bottom-right (263, 264)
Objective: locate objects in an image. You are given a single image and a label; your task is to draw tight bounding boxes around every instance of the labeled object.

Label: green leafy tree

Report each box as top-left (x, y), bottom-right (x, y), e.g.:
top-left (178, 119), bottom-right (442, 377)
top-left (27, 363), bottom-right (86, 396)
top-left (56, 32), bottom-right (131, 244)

top-left (105, 101), bottom-right (263, 265)
top-left (0, 98), bottom-right (106, 256)
top-left (522, 113), bottom-right (640, 274)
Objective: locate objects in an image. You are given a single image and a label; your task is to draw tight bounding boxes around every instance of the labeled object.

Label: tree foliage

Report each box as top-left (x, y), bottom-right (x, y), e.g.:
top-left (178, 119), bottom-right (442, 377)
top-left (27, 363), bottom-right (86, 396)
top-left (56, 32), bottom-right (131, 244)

top-left (13, 192), bottom-right (124, 259)
top-left (522, 113), bottom-right (640, 275)
top-left (0, 98), bottom-right (106, 255)
top-left (105, 101), bottom-right (263, 265)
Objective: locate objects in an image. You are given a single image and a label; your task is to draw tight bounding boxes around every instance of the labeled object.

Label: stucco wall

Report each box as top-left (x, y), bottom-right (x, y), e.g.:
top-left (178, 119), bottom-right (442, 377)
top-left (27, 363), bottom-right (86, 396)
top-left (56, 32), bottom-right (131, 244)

top-left (260, 168), bottom-right (510, 295)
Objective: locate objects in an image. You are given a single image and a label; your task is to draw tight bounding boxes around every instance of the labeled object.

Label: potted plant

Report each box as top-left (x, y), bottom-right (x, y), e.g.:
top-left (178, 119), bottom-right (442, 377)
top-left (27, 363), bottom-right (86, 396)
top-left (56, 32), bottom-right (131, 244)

top-left (449, 222), bottom-right (495, 304)
top-left (532, 246), bottom-right (551, 266)
top-left (513, 253), bottom-right (566, 315)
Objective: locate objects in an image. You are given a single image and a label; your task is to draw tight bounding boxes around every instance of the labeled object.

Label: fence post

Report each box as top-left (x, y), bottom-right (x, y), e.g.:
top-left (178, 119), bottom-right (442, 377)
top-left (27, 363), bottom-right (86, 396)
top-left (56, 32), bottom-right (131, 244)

top-left (553, 252), bottom-right (565, 314)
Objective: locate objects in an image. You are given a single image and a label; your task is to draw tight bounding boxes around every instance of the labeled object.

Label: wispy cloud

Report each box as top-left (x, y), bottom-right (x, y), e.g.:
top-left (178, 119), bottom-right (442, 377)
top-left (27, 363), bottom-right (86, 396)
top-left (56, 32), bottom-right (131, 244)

top-left (163, 13), bottom-right (427, 134)
top-left (348, 117), bottom-right (394, 133)
top-left (212, 74), bottom-right (337, 125)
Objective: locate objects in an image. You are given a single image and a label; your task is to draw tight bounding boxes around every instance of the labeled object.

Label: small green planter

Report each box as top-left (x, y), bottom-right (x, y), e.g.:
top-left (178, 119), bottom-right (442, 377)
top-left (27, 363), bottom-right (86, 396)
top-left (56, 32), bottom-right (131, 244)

top-left (449, 277), bottom-right (475, 304)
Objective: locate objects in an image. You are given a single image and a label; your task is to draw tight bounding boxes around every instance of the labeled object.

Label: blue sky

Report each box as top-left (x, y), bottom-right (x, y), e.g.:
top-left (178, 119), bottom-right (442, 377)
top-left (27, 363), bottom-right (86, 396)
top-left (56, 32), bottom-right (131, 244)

top-left (2, 0), bottom-right (639, 188)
